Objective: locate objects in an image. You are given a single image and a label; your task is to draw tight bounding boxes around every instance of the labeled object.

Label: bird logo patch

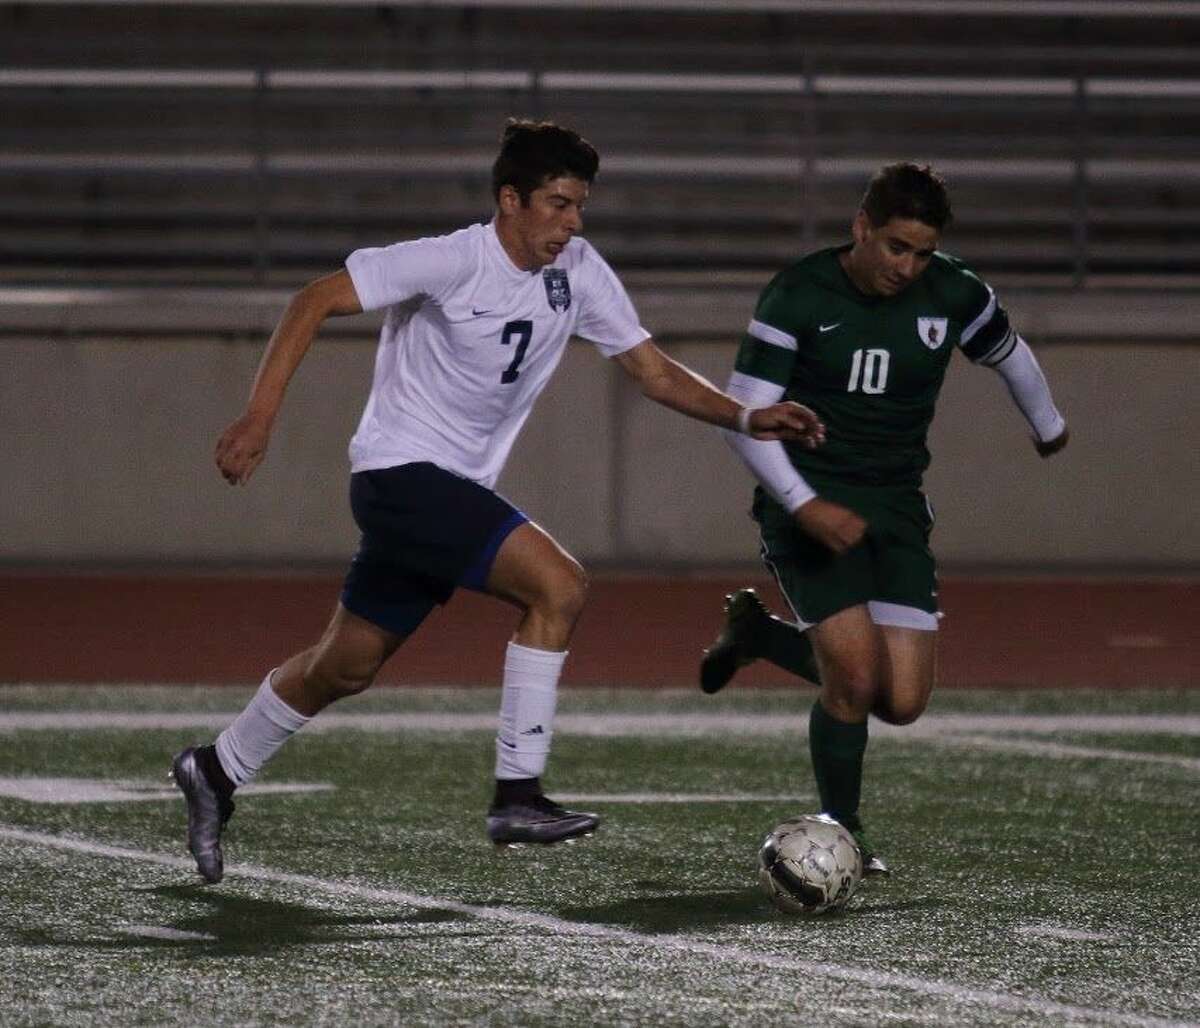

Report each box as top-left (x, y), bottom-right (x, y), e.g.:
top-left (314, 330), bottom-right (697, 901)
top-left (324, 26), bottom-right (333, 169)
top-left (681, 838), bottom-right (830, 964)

top-left (917, 317), bottom-right (949, 349)
top-left (543, 269), bottom-right (571, 312)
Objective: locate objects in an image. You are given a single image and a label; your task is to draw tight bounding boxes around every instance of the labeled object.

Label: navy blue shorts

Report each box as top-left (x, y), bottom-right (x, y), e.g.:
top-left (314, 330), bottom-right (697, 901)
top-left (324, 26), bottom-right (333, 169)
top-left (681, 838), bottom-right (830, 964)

top-left (340, 462), bottom-right (528, 637)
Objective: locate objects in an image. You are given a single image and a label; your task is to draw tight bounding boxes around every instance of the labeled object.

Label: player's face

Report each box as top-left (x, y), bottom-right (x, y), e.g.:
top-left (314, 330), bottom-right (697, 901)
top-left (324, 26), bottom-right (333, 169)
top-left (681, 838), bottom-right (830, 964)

top-left (845, 212), bottom-right (940, 296)
top-left (497, 176), bottom-right (588, 270)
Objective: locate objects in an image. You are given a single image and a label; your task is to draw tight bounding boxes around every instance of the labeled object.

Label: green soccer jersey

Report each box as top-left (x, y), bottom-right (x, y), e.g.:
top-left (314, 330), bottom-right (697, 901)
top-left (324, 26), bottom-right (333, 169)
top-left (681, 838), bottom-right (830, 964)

top-left (734, 245), bottom-right (1016, 488)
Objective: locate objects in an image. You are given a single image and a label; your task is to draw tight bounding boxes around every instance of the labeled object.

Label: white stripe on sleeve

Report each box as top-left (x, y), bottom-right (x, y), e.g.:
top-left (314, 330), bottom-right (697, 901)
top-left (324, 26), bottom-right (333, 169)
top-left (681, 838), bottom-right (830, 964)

top-left (959, 286), bottom-right (997, 347)
top-left (747, 319), bottom-right (798, 351)
top-left (976, 325), bottom-right (1018, 367)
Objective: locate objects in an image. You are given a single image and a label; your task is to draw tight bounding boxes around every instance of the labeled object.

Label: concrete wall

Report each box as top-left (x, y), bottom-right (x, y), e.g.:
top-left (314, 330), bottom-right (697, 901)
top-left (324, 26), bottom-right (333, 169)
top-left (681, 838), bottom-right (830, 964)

top-left (3, 333), bottom-right (1198, 569)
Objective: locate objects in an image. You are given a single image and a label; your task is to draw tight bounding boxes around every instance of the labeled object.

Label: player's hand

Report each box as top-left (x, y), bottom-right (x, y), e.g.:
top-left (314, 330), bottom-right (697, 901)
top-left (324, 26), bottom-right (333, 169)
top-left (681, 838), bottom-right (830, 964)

top-left (215, 412), bottom-right (272, 485)
top-left (747, 402), bottom-right (826, 449)
top-left (794, 497), bottom-right (867, 554)
top-left (1034, 425), bottom-right (1069, 458)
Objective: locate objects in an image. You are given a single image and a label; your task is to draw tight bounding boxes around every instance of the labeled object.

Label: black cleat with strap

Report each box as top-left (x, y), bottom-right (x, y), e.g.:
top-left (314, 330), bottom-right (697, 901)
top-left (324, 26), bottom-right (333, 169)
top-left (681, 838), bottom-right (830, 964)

top-left (486, 794), bottom-right (600, 847)
top-left (699, 588), bottom-right (770, 694)
top-left (171, 746), bottom-right (235, 884)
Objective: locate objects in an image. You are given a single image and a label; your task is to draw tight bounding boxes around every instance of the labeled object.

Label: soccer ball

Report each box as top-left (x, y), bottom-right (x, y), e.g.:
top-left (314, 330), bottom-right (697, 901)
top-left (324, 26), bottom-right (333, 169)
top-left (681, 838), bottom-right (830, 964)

top-left (758, 814), bottom-right (863, 915)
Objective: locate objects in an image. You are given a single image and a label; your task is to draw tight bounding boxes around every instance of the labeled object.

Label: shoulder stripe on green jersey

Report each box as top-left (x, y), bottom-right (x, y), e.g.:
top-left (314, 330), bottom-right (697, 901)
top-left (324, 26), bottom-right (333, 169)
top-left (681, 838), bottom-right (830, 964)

top-left (735, 333), bottom-right (796, 386)
top-left (958, 283), bottom-right (1016, 365)
top-left (976, 327), bottom-right (1018, 367)
top-left (748, 318), bottom-right (797, 351)
top-left (959, 287), bottom-right (997, 346)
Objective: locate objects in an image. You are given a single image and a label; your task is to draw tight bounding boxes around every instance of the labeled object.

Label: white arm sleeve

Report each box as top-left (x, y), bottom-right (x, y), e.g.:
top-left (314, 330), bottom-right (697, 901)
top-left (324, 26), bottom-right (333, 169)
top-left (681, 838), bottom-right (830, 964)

top-left (722, 371), bottom-right (816, 513)
top-left (990, 337), bottom-right (1066, 442)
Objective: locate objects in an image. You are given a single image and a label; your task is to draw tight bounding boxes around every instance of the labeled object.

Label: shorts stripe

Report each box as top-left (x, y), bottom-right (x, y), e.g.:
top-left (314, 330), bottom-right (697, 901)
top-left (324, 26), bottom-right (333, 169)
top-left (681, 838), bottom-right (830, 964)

top-left (867, 601), bottom-right (940, 631)
top-left (459, 510), bottom-right (527, 590)
top-left (758, 533), bottom-right (813, 630)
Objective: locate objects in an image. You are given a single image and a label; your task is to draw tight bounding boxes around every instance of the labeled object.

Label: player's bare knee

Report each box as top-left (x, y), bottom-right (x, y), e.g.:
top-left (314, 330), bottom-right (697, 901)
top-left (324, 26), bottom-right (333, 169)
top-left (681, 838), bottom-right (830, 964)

top-left (561, 559), bottom-right (589, 620)
top-left (823, 660), bottom-right (881, 707)
top-left (874, 700), bottom-right (925, 726)
top-left (819, 673), bottom-right (877, 722)
top-left (537, 559), bottom-right (589, 629)
top-left (303, 656), bottom-right (378, 702)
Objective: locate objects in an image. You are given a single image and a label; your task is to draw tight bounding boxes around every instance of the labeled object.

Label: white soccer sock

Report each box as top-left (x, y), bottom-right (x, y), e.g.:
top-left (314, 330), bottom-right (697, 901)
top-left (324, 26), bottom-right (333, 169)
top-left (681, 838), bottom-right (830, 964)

top-left (214, 669), bottom-right (311, 787)
top-left (494, 642), bottom-right (567, 781)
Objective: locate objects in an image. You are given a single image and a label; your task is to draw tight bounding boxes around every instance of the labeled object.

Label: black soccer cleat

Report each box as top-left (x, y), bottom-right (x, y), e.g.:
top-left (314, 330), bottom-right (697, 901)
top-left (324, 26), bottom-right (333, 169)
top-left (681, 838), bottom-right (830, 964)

top-left (170, 747), bottom-right (235, 884)
top-left (486, 794), bottom-right (600, 848)
top-left (699, 588), bottom-right (769, 694)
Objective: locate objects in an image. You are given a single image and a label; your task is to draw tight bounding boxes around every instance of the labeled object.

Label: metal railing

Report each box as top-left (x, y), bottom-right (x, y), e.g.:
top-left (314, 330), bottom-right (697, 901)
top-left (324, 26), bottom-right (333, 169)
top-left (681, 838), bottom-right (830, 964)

top-left (4, 66), bottom-right (1200, 286)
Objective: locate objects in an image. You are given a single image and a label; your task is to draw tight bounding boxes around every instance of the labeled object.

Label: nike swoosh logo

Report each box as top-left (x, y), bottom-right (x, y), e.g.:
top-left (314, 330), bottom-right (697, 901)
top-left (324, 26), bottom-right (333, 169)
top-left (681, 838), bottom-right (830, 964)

top-left (818, 322), bottom-right (841, 333)
top-left (472, 307), bottom-right (493, 316)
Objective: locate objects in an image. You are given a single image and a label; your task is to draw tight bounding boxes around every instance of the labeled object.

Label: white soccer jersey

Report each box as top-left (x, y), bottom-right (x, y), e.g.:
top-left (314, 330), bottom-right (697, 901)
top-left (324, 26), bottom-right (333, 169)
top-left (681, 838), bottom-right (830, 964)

top-left (345, 220), bottom-right (649, 487)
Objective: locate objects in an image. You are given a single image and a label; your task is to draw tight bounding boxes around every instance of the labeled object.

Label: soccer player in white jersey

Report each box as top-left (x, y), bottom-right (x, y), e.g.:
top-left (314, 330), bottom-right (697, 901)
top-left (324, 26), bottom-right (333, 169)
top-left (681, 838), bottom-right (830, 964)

top-left (171, 120), bottom-right (826, 883)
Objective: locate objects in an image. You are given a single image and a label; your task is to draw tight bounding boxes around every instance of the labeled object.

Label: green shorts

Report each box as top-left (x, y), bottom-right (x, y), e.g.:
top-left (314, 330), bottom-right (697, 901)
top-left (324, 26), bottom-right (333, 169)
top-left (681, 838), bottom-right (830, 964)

top-left (752, 481), bottom-right (940, 630)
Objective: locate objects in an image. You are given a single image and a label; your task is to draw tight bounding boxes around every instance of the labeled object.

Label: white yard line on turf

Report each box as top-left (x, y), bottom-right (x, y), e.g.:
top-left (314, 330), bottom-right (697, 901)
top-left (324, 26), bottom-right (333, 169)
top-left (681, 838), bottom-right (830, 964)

top-left (1, 711), bottom-right (1198, 737)
top-left (1018, 924), bottom-right (1119, 943)
top-left (1, 712), bottom-right (1196, 775)
top-left (0, 823), bottom-right (1189, 1028)
top-left (553, 792), bottom-right (811, 803)
top-left (945, 735), bottom-right (1200, 772)
top-left (119, 924), bottom-right (217, 942)
top-left (0, 780), bottom-right (797, 807)
top-left (0, 777), bottom-right (334, 804)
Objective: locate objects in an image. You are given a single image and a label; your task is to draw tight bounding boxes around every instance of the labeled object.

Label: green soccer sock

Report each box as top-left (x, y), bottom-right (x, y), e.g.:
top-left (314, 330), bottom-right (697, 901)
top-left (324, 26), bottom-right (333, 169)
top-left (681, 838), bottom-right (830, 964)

top-left (808, 699), bottom-right (868, 830)
top-left (756, 615), bottom-right (823, 685)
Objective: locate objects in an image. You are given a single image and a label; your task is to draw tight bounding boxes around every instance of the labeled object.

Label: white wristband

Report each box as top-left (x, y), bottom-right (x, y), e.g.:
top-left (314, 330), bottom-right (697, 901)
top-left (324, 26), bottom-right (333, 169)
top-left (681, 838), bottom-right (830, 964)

top-left (735, 406), bottom-right (755, 436)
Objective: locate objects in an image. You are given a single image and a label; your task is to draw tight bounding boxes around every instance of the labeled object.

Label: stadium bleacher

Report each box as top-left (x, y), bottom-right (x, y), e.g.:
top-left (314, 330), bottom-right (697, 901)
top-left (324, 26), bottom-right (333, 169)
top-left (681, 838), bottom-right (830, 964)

top-left (2, 1), bottom-right (1198, 570)
top-left (3, 0), bottom-right (1200, 298)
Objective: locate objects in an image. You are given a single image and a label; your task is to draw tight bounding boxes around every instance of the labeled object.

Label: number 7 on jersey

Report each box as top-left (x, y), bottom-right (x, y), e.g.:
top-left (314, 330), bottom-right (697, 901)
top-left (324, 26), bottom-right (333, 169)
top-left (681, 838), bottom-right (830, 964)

top-left (500, 320), bottom-right (533, 384)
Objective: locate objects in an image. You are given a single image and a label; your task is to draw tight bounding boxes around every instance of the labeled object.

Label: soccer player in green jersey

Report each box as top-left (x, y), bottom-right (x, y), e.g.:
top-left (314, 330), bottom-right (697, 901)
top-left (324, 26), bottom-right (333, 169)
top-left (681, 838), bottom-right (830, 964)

top-left (700, 162), bottom-right (1069, 873)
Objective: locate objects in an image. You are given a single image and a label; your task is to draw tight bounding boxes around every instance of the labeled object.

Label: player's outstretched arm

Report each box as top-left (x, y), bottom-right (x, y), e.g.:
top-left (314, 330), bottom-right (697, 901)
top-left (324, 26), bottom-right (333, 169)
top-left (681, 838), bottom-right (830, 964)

top-left (215, 270), bottom-right (362, 485)
top-left (985, 337), bottom-right (1068, 462)
top-left (612, 338), bottom-right (824, 446)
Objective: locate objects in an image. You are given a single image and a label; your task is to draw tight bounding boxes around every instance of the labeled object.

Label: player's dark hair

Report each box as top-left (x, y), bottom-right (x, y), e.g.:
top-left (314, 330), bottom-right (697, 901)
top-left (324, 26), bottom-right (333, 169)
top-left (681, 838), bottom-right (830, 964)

top-left (860, 162), bottom-right (953, 230)
top-left (491, 119), bottom-right (599, 204)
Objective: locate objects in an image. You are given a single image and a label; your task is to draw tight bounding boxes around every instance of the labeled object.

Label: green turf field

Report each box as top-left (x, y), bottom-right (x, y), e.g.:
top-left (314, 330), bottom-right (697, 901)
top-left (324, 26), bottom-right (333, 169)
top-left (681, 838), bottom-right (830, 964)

top-left (1, 685), bottom-right (1197, 1027)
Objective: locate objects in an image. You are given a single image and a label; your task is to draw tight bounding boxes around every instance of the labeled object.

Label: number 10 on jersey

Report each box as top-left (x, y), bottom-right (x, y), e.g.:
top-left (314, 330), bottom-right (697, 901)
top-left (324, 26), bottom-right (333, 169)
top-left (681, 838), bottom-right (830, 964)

top-left (847, 348), bottom-right (890, 394)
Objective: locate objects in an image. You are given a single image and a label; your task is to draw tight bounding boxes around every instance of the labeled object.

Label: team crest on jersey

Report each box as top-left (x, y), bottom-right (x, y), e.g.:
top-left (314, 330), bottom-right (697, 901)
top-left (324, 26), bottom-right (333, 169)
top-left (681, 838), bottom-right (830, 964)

top-left (543, 269), bottom-right (571, 312)
top-left (917, 317), bottom-right (949, 349)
